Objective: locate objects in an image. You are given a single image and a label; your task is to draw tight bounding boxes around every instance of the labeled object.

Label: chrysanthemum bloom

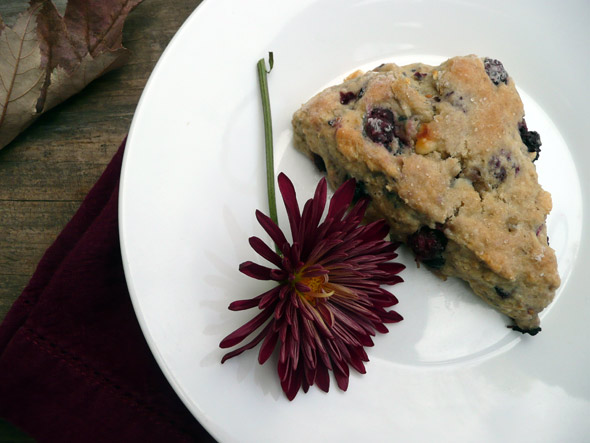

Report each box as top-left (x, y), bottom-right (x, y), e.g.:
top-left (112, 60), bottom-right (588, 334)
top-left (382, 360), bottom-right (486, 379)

top-left (220, 173), bottom-right (405, 400)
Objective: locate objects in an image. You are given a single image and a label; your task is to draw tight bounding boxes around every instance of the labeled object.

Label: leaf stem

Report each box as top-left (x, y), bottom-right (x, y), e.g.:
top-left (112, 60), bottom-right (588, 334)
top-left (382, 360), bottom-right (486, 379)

top-left (257, 53), bottom-right (278, 228)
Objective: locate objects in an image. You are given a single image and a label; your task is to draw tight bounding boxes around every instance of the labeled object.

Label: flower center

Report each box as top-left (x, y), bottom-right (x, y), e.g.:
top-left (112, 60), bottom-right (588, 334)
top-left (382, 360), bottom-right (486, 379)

top-left (297, 274), bottom-right (333, 305)
top-left (301, 275), bottom-right (325, 293)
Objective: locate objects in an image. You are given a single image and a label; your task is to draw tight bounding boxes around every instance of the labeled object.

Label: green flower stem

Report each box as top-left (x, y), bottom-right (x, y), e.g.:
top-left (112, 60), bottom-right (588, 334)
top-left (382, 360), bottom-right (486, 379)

top-left (257, 53), bottom-right (278, 228)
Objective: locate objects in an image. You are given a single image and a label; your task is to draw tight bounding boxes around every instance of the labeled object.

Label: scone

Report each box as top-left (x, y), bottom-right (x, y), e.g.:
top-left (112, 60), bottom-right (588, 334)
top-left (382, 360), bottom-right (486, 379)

top-left (292, 55), bottom-right (560, 334)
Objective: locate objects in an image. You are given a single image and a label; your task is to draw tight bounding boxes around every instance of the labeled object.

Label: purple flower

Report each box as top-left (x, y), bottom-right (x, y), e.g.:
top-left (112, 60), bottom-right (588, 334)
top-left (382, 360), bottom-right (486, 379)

top-left (220, 173), bottom-right (405, 400)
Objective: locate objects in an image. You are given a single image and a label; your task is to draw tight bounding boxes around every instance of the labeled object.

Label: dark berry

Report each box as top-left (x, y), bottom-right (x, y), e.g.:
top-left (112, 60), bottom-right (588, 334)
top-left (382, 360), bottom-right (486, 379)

top-left (518, 120), bottom-right (541, 161)
top-left (413, 72), bottom-right (427, 80)
top-left (407, 226), bottom-right (448, 269)
top-left (494, 286), bottom-right (511, 299)
top-left (312, 153), bottom-right (326, 172)
top-left (489, 156), bottom-right (507, 182)
top-left (364, 108), bottom-right (395, 147)
top-left (488, 150), bottom-right (519, 183)
top-left (508, 324), bottom-right (542, 336)
top-left (495, 166), bottom-right (507, 182)
top-left (422, 256), bottom-right (446, 269)
top-left (484, 58), bottom-right (508, 85)
top-left (340, 91), bottom-right (357, 105)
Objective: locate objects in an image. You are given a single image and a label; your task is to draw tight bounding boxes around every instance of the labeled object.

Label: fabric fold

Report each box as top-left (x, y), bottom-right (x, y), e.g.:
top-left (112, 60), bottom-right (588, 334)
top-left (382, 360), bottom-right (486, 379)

top-left (0, 140), bottom-right (214, 442)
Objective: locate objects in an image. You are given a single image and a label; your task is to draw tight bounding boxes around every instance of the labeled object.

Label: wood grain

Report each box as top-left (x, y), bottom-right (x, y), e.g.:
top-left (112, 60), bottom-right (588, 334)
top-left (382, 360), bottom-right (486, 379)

top-left (0, 0), bottom-right (202, 438)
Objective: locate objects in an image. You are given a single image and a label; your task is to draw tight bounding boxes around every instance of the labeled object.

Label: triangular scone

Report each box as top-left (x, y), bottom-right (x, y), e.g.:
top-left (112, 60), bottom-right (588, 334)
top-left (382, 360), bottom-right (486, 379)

top-left (292, 55), bottom-right (560, 334)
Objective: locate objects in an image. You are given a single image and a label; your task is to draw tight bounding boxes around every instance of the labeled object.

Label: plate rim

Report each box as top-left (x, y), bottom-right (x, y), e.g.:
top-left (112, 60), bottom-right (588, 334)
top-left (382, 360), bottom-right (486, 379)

top-left (118, 0), bottom-right (590, 441)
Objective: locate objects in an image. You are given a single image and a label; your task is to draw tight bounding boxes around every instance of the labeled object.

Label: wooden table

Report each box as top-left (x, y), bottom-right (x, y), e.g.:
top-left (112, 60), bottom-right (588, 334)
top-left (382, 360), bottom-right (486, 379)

top-left (0, 0), bottom-right (202, 438)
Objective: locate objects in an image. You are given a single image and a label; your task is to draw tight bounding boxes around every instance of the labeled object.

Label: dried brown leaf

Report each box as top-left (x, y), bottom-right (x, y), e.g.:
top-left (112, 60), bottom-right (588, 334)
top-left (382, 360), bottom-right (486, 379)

top-left (0, 0), bottom-right (143, 150)
top-left (64, 0), bottom-right (138, 58)
top-left (0, 4), bottom-right (45, 148)
top-left (45, 50), bottom-right (125, 112)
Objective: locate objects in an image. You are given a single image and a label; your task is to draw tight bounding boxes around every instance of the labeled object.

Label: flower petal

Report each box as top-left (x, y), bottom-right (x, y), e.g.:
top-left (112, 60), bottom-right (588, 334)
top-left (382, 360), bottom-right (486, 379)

top-left (287, 242), bottom-right (303, 272)
top-left (302, 300), bottom-right (334, 339)
top-left (301, 376), bottom-right (310, 394)
top-left (369, 288), bottom-right (400, 307)
top-left (301, 338), bottom-right (316, 370)
top-left (278, 355), bottom-right (303, 400)
top-left (326, 178), bottom-right (356, 221)
top-left (220, 321), bottom-right (273, 363)
top-left (294, 282), bottom-right (311, 293)
top-left (315, 363), bottom-right (330, 393)
top-left (249, 236), bottom-right (283, 268)
top-left (306, 238), bottom-right (344, 266)
top-left (278, 172), bottom-right (302, 242)
top-left (258, 328), bottom-right (279, 364)
top-left (333, 361), bottom-right (350, 391)
top-left (300, 264), bottom-right (329, 278)
top-left (303, 318), bottom-right (332, 370)
top-left (330, 306), bottom-right (369, 339)
top-left (357, 219), bottom-right (391, 242)
top-left (219, 307), bottom-right (274, 349)
top-left (343, 197), bottom-right (369, 225)
top-left (348, 346), bottom-right (368, 374)
top-left (239, 261), bottom-right (274, 280)
top-left (300, 178), bottom-right (328, 250)
top-left (288, 333), bottom-right (300, 371)
top-left (281, 368), bottom-right (302, 401)
top-left (304, 362), bottom-right (316, 388)
top-left (255, 210), bottom-right (290, 255)
top-left (258, 286), bottom-right (282, 310)
top-left (380, 309), bottom-right (404, 323)
top-left (278, 354), bottom-right (289, 381)
top-left (316, 302), bottom-right (335, 328)
top-left (228, 293), bottom-right (264, 311)
top-left (274, 293), bottom-right (289, 320)
top-left (270, 268), bottom-right (288, 281)
top-left (377, 261), bottom-right (406, 274)
top-left (374, 322), bottom-right (389, 334)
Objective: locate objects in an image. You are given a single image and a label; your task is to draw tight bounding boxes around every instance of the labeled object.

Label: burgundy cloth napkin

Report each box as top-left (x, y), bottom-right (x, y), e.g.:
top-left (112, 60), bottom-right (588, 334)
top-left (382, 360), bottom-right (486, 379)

top-left (0, 140), bottom-right (215, 442)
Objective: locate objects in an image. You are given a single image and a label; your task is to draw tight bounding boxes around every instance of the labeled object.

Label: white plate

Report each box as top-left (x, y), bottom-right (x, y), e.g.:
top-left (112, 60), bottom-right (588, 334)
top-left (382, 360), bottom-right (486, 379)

top-left (119, 0), bottom-right (590, 441)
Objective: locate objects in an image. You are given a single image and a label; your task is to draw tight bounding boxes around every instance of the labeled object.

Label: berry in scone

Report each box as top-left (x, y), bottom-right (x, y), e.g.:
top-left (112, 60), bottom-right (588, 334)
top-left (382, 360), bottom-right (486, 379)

top-left (292, 55), bottom-right (560, 334)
